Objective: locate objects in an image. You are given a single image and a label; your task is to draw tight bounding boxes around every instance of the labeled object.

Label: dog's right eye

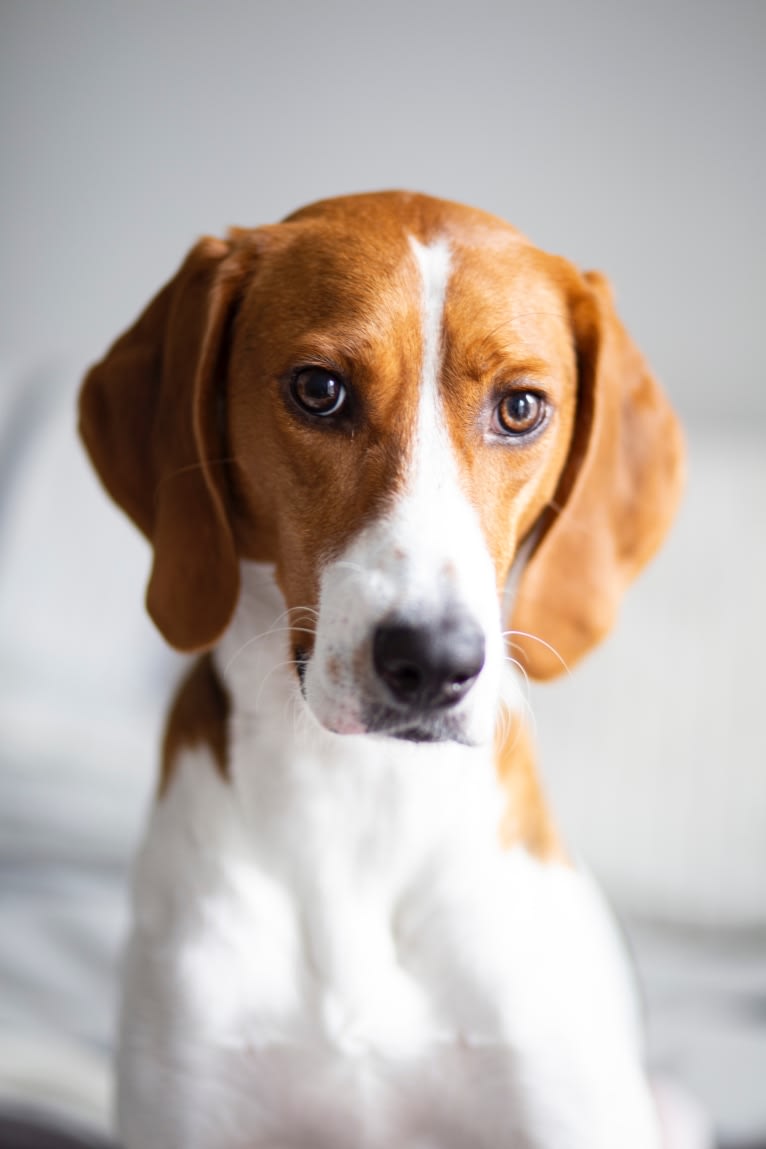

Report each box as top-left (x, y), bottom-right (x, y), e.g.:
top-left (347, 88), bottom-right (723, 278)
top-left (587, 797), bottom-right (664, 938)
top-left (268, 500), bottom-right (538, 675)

top-left (291, 368), bottom-right (348, 417)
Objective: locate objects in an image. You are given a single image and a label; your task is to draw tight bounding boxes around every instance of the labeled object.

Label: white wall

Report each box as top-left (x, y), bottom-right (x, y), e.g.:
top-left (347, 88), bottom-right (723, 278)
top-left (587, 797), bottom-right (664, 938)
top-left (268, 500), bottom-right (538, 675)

top-left (2, 0), bottom-right (764, 425)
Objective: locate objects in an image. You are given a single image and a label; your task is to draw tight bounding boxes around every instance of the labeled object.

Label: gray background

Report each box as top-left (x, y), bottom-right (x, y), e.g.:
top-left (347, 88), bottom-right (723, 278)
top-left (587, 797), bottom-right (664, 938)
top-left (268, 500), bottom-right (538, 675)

top-left (2, 0), bottom-right (764, 428)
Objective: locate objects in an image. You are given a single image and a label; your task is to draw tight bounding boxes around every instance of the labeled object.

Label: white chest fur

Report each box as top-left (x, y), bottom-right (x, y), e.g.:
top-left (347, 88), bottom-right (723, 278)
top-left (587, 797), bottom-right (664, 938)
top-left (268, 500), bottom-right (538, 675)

top-left (117, 568), bottom-right (660, 1149)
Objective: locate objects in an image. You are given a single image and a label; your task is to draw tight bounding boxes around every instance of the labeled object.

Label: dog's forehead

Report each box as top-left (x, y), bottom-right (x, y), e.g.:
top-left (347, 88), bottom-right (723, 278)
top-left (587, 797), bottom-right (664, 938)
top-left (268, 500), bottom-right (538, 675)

top-left (242, 193), bottom-right (573, 367)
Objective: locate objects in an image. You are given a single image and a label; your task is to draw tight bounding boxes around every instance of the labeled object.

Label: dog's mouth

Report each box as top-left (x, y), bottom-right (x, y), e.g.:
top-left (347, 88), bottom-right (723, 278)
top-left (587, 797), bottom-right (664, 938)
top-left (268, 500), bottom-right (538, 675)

top-left (294, 645), bottom-right (478, 745)
top-left (392, 726), bottom-right (441, 744)
top-left (387, 725), bottom-right (475, 746)
top-left (364, 705), bottom-right (478, 745)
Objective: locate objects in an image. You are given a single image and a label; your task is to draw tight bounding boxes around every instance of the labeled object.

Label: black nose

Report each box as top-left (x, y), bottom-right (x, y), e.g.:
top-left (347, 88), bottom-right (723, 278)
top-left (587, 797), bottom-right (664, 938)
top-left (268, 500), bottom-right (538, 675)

top-left (373, 615), bottom-right (486, 710)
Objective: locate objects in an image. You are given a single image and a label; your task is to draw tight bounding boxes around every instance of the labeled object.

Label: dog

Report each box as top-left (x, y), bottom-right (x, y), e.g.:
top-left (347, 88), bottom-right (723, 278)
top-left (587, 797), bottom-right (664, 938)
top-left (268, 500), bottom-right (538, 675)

top-left (80, 191), bottom-right (684, 1149)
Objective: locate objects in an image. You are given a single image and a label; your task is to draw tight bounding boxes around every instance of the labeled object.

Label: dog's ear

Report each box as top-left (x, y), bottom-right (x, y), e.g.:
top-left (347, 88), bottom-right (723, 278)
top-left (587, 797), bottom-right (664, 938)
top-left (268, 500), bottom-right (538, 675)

top-left (510, 270), bottom-right (685, 680)
top-left (79, 235), bottom-right (256, 652)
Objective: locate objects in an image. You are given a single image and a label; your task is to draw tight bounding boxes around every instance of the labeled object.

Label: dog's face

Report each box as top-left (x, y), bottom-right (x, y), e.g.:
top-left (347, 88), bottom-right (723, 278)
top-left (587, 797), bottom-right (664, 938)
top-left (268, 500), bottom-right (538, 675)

top-left (226, 212), bottom-right (578, 743)
top-left (80, 192), bottom-right (684, 746)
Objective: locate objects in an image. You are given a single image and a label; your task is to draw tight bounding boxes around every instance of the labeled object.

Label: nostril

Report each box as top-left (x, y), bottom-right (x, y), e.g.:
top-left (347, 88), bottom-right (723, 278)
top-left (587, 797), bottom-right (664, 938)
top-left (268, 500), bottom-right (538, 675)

top-left (384, 659), bottom-right (423, 698)
top-left (448, 671), bottom-right (472, 691)
top-left (373, 626), bottom-right (427, 704)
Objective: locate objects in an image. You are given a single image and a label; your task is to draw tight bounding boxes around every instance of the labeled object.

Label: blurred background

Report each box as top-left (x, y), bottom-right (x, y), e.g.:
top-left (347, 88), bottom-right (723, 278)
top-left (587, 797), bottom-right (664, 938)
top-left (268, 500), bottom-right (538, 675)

top-left (1, 1), bottom-right (764, 1145)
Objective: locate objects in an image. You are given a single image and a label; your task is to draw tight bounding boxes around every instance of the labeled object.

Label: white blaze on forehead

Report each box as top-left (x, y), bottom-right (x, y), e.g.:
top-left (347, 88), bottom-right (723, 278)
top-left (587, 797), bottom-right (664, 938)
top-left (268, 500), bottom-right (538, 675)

top-left (409, 235), bottom-right (451, 413)
top-left (407, 238), bottom-right (454, 491)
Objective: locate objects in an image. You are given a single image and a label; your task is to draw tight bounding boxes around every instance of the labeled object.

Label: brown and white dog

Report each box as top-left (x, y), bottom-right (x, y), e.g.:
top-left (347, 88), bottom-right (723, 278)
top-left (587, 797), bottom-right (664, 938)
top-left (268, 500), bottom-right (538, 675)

top-left (80, 191), bottom-right (684, 1149)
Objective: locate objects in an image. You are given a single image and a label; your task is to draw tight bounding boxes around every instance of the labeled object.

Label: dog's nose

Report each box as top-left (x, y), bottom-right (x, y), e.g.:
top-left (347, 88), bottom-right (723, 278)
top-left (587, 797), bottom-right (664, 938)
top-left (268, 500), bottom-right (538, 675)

top-left (373, 616), bottom-right (485, 709)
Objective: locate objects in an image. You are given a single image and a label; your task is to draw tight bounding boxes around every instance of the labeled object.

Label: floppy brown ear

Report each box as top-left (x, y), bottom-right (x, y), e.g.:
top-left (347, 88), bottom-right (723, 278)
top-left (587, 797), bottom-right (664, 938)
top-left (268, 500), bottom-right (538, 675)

top-left (510, 270), bottom-right (685, 680)
top-left (79, 235), bottom-right (256, 652)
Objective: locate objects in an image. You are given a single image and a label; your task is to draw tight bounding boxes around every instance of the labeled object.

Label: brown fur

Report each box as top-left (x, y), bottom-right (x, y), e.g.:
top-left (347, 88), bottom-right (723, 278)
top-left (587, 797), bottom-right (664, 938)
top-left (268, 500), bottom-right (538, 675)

top-left (495, 715), bottom-right (564, 860)
top-left (160, 656), bottom-right (230, 795)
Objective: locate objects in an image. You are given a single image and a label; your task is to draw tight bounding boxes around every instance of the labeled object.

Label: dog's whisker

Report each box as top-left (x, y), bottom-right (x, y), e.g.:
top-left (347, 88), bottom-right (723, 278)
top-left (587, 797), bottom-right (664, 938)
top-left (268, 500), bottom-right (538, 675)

top-left (501, 644), bottom-right (534, 708)
top-left (253, 658), bottom-right (305, 711)
top-left (222, 602), bottom-right (326, 674)
top-left (223, 598), bottom-right (362, 677)
top-left (262, 604), bottom-right (319, 627)
top-left (223, 625), bottom-right (316, 676)
top-left (503, 651), bottom-right (532, 695)
top-left (495, 700), bottom-right (512, 748)
top-left (509, 670), bottom-right (534, 727)
top-left (500, 652), bottom-right (539, 743)
top-left (502, 629), bottom-right (571, 678)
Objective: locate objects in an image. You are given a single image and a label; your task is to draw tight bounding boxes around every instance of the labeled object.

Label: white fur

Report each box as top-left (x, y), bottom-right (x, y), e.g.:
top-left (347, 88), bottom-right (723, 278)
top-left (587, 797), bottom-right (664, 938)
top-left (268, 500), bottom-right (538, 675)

top-left (116, 239), bottom-right (662, 1147)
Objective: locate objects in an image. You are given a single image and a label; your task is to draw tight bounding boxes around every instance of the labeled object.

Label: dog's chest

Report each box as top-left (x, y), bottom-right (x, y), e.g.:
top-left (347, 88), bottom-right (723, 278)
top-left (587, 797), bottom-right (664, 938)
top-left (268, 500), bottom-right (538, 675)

top-left (119, 712), bottom-right (656, 1149)
top-left (132, 726), bottom-right (520, 1045)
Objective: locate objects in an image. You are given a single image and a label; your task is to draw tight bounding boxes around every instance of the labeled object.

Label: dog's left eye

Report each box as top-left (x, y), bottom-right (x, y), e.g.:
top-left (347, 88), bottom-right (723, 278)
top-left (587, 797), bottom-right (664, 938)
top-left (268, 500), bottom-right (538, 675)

top-left (291, 368), bottom-right (348, 417)
top-left (495, 390), bottom-right (547, 437)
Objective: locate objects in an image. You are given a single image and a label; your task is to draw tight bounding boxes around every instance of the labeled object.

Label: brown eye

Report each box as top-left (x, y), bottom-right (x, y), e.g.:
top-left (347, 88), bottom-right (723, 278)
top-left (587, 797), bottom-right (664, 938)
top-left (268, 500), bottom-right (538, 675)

top-left (496, 390), bottom-right (547, 437)
top-left (291, 367), bottom-right (347, 417)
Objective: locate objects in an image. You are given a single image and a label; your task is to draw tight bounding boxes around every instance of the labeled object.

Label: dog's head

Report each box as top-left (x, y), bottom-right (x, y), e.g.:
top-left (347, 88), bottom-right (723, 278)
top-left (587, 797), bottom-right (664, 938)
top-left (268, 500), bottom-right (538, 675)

top-left (80, 191), bottom-right (683, 746)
